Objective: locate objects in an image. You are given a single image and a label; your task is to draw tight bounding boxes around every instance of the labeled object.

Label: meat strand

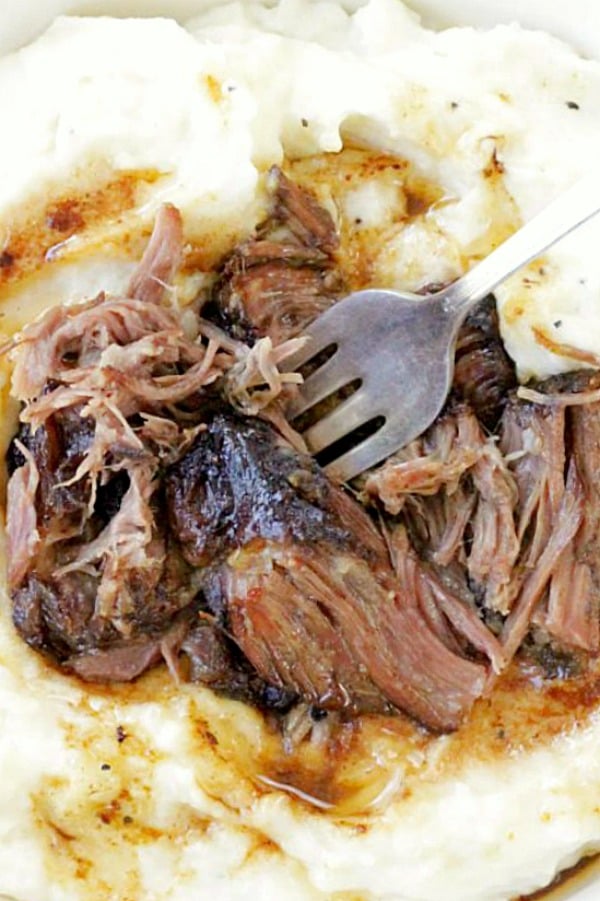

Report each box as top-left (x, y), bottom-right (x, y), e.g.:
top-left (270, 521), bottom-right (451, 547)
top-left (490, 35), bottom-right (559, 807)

top-left (127, 204), bottom-right (183, 305)
top-left (7, 442), bottom-right (40, 590)
top-left (501, 461), bottom-right (585, 660)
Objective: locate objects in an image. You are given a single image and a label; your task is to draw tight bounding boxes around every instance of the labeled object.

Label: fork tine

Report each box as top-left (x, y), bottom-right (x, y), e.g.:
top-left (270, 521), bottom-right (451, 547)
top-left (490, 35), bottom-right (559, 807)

top-left (287, 351), bottom-right (355, 419)
top-left (302, 390), bottom-right (379, 454)
top-left (280, 319), bottom-right (340, 372)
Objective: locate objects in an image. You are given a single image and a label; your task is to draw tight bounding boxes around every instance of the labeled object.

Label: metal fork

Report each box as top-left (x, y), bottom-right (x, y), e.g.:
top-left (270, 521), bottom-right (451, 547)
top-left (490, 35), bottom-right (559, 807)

top-left (283, 176), bottom-right (600, 482)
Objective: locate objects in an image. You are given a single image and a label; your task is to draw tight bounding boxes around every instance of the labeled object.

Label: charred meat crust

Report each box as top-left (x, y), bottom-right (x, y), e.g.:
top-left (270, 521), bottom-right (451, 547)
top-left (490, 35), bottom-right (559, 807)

top-left (165, 412), bottom-right (379, 568)
top-left (453, 295), bottom-right (517, 429)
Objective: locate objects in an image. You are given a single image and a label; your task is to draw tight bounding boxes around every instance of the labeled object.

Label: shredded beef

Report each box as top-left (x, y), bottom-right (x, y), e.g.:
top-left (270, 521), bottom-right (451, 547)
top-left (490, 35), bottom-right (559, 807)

top-left (211, 167), bottom-right (342, 344)
top-left (126, 204), bottom-right (183, 305)
top-left (6, 175), bottom-right (600, 735)
top-left (2, 197), bottom-right (344, 716)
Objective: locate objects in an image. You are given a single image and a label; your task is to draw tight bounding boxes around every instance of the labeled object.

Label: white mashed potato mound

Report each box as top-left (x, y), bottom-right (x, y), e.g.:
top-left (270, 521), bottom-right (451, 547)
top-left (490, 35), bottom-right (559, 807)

top-left (2, 0), bottom-right (600, 377)
top-left (2, 2), bottom-right (600, 900)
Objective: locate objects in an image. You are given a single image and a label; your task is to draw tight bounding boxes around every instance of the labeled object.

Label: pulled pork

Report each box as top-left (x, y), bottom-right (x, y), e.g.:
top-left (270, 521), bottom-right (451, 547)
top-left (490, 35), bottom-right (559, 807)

top-left (5, 169), bottom-right (600, 735)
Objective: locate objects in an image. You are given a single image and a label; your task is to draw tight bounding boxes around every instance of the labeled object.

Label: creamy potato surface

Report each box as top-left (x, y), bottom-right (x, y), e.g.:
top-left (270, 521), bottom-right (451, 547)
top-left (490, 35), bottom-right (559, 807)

top-left (2, 3), bottom-right (600, 900)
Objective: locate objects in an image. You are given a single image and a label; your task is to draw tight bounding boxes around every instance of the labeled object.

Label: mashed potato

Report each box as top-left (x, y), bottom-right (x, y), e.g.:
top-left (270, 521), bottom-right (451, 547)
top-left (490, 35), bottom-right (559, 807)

top-left (2, 2), bottom-right (600, 900)
top-left (3, 0), bottom-right (600, 377)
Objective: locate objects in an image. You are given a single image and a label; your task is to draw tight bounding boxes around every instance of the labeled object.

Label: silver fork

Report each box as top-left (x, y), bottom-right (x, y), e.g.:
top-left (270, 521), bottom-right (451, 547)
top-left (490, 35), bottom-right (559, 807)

top-left (283, 176), bottom-right (600, 482)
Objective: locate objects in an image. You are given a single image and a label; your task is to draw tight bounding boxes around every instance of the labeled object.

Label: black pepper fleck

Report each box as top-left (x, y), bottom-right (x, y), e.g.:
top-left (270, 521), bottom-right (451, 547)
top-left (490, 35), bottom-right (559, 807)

top-left (450, 101), bottom-right (459, 109)
top-left (301, 117), bottom-right (309, 127)
top-left (123, 815), bottom-right (133, 825)
top-left (101, 763), bottom-right (111, 771)
top-left (566, 100), bottom-right (580, 110)
top-left (116, 725), bottom-right (127, 743)
top-left (354, 217), bottom-right (363, 225)
top-left (553, 320), bottom-right (563, 328)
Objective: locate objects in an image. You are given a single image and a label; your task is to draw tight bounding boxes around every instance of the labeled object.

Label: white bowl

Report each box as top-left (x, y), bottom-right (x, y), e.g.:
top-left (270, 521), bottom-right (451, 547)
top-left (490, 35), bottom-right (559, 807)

top-left (1, 2), bottom-right (600, 900)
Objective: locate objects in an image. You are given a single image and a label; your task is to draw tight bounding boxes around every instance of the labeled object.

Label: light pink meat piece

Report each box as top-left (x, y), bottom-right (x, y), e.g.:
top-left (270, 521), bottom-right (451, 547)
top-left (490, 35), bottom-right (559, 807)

top-left (6, 443), bottom-right (40, 590)
top-left (10, 295), bottom-right (188, 403)
top-left (364, 406), bottom-right (483, 516)
top-left (467, 442), bottom-right (520, 614)
top-left (127, 204), bottom-right (184, 305)
top-left (227, 544), bottom-right (487, 732)
top-left (546, 551), bottom-right (598, 651)
top-left (392, 527), bottom-right (505, 673)
top-left (501, 460), bottom-right (585, 661)
top-left (66, 616), bottom-right (189, 682)
top-left (500, 400), bottom-right (566, 568)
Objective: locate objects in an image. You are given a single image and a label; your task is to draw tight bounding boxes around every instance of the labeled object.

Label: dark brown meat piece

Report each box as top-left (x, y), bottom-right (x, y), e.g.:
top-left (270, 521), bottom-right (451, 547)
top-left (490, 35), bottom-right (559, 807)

top-left (166, 413), bottom-right (490, 731)
top-left (165, 413), bottom-right (374, 567)
top-left (269, 168), bottom-right (339, 254)
top-left (212, 168), bottom-right (342, 344)
top-left (454, 296), bottom-right (517, 429)
top-left (12, 567), bottom-right (141, 663)
top-left (181, 617), bottom-right (296, 710)
top-left (9, 410), bottom-right (95, 542)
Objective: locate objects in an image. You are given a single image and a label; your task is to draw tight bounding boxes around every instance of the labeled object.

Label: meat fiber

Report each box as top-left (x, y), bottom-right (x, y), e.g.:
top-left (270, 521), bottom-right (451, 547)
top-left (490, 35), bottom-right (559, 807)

top-left (6, 442), bottom-right (40, 590)
top-left (363, 404), bottom-right (484, 516)
top-left (127, 204), bottom-right (183, 305)
top-left (502, 372), bottom-right (600, 654)
top-left (365, 403), bottom-right (520, 612)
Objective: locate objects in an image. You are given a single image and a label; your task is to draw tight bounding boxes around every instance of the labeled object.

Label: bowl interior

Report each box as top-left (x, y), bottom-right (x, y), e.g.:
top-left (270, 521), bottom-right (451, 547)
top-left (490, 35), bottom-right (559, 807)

top-left (1, 1), bottom-right (600, 900)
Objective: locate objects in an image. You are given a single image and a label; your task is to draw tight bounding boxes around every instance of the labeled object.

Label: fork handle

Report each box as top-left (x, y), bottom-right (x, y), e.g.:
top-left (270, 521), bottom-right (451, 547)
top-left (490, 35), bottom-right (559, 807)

top-left (441, 175), bottom-right (600, 315)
